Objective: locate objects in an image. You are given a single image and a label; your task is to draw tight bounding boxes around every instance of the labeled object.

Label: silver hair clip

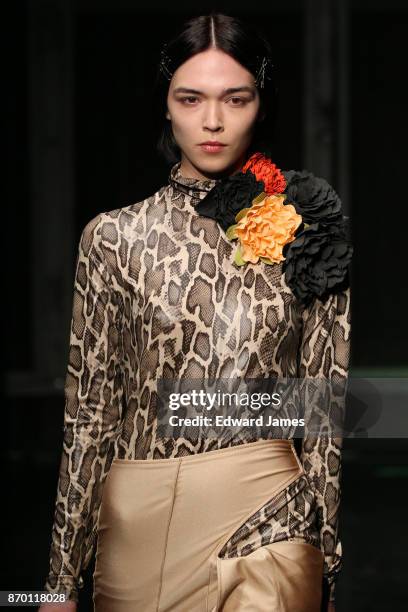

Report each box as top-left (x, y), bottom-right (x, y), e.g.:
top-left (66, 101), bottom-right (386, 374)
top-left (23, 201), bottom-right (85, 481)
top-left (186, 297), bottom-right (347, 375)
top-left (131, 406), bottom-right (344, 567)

top-left (254, 55), bottom-right (274, 89)
top-left (159, 44), bottom-right (173, 81)
top-left (158, 47), bottom-right (273, 87)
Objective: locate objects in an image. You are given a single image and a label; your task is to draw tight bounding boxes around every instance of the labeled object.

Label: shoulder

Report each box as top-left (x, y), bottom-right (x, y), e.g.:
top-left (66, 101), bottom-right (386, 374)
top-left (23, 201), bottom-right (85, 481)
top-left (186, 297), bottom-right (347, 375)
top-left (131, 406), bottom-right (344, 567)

top-left (80, 184), bottom-right (169, 252)
top-left (279, 169), bottom-right (352, 307)
top-left (281, 168), bottom-right (344, 224)
top-left (282, 167), bottom-right (335, 191)
top-left (76, 184), bottom-right (169, 282)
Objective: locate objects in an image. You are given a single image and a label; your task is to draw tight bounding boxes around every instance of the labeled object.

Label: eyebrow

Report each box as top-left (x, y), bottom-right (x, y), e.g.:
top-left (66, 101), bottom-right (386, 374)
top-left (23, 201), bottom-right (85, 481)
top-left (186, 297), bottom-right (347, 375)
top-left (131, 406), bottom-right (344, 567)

top-left (173, 86), bottom-right (255, 95)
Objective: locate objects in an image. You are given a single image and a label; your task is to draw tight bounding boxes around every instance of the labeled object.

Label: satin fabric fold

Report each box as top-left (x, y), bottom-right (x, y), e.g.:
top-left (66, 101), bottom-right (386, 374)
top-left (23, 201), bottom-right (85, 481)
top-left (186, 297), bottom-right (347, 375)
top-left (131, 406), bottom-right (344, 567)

top-left (207, 540), bottom-right (323, 611)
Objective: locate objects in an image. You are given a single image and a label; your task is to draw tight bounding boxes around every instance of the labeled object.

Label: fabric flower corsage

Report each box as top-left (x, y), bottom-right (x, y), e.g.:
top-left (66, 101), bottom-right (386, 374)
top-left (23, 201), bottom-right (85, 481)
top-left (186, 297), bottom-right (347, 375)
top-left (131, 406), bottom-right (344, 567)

top-left (225, 193), bottom-right (302, 265)
top-left (195, 151), bottom-right (353, 306)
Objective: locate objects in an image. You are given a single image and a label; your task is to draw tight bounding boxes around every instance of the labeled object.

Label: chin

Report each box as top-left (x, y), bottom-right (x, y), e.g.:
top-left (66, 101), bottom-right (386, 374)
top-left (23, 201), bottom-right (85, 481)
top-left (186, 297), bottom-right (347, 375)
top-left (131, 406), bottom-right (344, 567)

top-left (197, 162), bottom-right (233, 179)
top-left (194, 152), bottom-right (237, 170)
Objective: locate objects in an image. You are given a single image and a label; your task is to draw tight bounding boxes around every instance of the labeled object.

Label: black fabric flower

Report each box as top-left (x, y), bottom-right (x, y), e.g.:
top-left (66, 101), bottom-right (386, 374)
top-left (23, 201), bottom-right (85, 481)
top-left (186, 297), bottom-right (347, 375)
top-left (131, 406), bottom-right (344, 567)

top-left (195, 171), bottom-right (265, 232)
top-left (282, 170), bottom-right (343, 224)
top-left (282, 220), bottom-right (353, 306)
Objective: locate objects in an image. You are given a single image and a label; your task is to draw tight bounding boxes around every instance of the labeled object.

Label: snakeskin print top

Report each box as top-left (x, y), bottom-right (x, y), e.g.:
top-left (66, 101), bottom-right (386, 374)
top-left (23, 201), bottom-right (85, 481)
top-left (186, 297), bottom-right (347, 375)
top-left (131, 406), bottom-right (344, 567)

top-left (43, 160), bottom-right (351, 604)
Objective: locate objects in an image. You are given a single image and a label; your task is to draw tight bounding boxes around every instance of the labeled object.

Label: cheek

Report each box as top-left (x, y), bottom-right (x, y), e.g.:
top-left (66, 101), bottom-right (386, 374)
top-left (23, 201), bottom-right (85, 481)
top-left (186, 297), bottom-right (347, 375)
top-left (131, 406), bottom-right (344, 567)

top-left (171, 111), bottom-right (196, 139)
top-left (229, 110), bottom-right (259, 134)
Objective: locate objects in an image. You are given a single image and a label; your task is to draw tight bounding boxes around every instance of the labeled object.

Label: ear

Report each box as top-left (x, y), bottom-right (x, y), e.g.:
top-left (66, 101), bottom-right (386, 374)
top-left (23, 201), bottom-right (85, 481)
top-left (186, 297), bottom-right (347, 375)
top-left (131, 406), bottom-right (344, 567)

top-left (166, 110), bottom-right (171, 120)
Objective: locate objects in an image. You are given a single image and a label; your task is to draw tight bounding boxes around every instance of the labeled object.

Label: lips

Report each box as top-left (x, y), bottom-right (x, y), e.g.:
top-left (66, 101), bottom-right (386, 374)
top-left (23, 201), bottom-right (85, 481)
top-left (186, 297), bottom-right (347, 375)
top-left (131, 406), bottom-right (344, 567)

top-left (199, 142), bottom-right (227, 153)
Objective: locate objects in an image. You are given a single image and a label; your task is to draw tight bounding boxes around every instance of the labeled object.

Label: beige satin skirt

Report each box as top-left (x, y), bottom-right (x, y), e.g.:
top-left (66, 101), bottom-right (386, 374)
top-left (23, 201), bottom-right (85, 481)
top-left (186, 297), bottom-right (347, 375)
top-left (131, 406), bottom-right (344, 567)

top-left (93, 439), bottom-right (324, 611)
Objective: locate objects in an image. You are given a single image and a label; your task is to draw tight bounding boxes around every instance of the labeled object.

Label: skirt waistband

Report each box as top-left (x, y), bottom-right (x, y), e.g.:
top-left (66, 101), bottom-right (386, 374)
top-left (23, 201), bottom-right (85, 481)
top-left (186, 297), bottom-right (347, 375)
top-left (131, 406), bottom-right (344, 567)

top-left (112, 438), bottom-right (299, 467)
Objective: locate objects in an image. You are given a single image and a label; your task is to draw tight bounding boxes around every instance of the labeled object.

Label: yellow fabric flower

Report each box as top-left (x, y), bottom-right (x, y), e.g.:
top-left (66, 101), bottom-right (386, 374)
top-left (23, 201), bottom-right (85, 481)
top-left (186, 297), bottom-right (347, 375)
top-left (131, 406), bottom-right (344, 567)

top-left (233, 194), bottom-right (302, 264)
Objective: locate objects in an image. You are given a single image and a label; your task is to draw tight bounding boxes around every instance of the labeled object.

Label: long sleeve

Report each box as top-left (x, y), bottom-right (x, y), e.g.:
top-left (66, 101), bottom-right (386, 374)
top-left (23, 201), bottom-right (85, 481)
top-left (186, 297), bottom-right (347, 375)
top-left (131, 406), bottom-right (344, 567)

top-left (43, 215), bottom-right (125, 602)
top-left (297, 284), bottom-right (351, 603)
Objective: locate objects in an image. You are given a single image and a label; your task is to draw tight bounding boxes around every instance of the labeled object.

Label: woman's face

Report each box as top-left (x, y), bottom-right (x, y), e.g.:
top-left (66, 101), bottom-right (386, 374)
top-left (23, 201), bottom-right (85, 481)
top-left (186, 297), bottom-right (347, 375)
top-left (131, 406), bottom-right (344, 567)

top-left (166, 48), bottom-right (264, 180)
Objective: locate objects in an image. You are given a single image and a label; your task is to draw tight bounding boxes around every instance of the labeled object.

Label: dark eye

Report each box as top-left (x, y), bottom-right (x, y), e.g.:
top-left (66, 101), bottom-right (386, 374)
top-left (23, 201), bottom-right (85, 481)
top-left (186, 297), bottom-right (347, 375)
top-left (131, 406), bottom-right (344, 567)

top-left (180, 96), bottom-right (199, 105)
top-left (229, 97), bottom-right (247, 106)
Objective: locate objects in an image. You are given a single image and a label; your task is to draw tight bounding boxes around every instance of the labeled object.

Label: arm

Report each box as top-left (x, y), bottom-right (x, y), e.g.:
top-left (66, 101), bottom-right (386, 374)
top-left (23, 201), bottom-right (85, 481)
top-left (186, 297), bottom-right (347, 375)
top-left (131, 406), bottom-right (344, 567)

top-left (298, 284), bottom-right (351, 604)
top-left (43, 215), bottom-right (124, 602)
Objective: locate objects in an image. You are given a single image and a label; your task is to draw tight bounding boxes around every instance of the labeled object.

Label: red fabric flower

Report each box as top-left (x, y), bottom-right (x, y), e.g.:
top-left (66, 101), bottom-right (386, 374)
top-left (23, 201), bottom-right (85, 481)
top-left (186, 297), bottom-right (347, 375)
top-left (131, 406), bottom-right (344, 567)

top-left (242, 152), bottom-right (286, 195)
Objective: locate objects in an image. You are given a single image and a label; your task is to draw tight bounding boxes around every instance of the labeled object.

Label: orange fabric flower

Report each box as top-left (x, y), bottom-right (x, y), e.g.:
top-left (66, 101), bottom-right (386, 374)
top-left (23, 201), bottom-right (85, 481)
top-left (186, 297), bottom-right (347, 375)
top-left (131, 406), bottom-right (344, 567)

top-left (234, 194), bottom-right (302, 264)
top-left (242, 152), bottom-right (286, 195)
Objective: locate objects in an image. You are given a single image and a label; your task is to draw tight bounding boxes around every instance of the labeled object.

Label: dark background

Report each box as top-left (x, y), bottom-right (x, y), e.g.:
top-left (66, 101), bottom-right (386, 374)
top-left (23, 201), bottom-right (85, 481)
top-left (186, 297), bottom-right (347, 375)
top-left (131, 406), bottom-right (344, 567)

top-left (4, 0), bottom-right (408, 610)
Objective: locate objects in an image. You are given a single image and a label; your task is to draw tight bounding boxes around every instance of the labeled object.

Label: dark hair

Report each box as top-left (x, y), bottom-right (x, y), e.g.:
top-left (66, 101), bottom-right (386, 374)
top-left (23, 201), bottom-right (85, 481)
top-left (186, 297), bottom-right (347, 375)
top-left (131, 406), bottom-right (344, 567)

top-left (152, 12), bottom-right (279, 166)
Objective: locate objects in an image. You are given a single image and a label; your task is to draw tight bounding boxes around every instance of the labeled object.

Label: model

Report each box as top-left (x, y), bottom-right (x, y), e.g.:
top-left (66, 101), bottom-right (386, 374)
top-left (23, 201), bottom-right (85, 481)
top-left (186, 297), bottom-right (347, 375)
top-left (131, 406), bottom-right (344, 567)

top-left (40, 12), bottom-right (352, 612)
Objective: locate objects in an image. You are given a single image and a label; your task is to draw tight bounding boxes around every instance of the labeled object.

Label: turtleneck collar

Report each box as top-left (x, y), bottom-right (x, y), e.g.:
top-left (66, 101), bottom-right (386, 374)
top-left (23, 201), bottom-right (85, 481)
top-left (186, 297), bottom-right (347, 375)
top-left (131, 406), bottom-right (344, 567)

top-left (168, 161), bottom-right (221, 202)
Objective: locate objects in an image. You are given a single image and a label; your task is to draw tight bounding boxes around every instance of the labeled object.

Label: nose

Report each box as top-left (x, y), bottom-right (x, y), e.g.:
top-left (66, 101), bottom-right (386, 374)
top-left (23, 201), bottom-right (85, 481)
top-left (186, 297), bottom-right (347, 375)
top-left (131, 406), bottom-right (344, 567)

top-left (202, 100), bottom-right (224, 132)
